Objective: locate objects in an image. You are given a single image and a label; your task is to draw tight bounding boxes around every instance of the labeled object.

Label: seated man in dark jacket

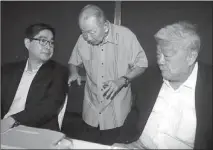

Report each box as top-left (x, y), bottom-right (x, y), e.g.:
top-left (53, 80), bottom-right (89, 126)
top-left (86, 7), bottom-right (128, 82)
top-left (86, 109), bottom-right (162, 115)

top-left (115, 21), bottom-right (212, 149)
top-left (1, 23), bottom-right (69, 132)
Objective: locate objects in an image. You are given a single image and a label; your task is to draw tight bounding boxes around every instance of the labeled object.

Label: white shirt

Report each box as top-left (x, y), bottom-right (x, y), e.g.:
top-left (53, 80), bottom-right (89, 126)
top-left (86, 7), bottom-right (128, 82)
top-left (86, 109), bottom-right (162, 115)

top-left (4, 60), bottom-right (42, 119)
top-left (139, 62), bottom-right (198, 149)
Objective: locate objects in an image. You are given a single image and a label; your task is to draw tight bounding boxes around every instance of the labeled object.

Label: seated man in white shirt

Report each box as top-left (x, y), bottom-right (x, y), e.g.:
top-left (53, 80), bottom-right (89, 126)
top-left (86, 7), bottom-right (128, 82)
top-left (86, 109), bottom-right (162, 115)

top-left (115, 21), bottom-right (212, 149)
top-left (1, 23), bottom-right (69, 132)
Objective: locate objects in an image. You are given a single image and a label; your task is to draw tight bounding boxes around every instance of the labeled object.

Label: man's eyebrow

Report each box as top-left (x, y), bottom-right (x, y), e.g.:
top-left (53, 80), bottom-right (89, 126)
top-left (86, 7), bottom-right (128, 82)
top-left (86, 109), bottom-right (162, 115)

top-left (36, 36), bottom-right (54, 41)
top-left (82, 29), bottom-right (94, 33)
top-left (36, 36), bottom-right (47, 39)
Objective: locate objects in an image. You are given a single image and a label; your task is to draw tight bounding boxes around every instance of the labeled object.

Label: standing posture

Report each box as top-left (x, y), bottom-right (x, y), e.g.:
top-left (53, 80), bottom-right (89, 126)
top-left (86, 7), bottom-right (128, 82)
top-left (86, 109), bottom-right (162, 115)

top-left (68, 4), bottom-right (148, 144)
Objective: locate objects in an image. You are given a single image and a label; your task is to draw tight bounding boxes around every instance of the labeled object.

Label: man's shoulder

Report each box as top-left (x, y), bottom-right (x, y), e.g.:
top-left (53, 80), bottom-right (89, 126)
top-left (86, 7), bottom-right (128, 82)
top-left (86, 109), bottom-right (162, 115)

top-left (47, 60), bottom-right (68, 72)
top-left (47, 60), bottom-right (69, 79)
top-left (198, 61), bottom-right (212, 80)
top-left (112, 23), bottom-right (136, 37)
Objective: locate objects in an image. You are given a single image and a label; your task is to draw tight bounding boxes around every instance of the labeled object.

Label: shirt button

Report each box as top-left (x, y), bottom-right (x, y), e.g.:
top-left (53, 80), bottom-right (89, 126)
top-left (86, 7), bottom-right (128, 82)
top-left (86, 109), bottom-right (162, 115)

top-left (102, 76), bottom-right (103, 78)
top-left (101, 63), bottom-right (103, 65)
top-left (102, 49), bottom-right (103, 51)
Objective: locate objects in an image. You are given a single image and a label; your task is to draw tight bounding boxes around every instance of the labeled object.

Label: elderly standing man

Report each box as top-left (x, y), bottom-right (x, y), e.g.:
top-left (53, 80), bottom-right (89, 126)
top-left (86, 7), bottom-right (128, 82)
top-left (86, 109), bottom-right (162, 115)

top-left (68, 4), bottom-right (148, 145)
top-left (114, 21), bottom-right (212, 149)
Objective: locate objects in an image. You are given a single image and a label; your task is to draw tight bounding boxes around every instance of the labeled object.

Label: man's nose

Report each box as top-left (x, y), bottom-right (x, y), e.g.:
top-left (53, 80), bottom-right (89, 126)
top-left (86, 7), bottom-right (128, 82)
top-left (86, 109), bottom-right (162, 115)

top-left (47, 43), bottom-right (51, 48)
top-left (86, 33), bottom-right (93, 41)
top-left (44, 42), bottom-right (52, 51)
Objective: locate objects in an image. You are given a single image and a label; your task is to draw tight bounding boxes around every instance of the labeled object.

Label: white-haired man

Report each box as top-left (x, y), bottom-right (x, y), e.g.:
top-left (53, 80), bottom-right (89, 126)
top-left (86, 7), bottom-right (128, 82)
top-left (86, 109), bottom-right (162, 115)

top-left (115, 21), bottom-right (212, 149)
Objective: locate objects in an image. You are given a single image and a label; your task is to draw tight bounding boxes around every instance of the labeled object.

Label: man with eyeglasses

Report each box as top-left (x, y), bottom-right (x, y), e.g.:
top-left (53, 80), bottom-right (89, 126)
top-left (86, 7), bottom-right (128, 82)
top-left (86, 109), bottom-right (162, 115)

top-left (1, 23), bottom-right (69, 132)
top-left (67, 4), bottom-right (148, 145)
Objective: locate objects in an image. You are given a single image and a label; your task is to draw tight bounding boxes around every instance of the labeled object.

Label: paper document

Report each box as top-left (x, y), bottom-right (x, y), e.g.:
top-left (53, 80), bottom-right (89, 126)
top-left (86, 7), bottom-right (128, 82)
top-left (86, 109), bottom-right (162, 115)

top-left (1, 125), bottom-right (65, 149)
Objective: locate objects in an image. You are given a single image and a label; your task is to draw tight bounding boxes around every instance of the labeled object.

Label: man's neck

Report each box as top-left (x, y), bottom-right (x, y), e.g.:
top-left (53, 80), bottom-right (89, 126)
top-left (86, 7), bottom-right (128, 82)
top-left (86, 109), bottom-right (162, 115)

top-left (27, 58), bottom-right (43, 72)
top-left (169, 64), bottom-right (195, 90)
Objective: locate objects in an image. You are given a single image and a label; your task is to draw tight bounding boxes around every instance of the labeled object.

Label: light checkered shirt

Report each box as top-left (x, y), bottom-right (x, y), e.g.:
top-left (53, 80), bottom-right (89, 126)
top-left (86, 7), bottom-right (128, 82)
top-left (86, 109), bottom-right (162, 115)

top-left (69, 23), bottom-right (148, 130)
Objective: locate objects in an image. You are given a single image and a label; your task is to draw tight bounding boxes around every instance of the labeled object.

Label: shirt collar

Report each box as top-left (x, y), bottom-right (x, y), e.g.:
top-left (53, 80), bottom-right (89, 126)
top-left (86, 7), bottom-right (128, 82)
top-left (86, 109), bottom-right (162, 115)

top-left (102, 22), bottom-right (119, 45)
top-left (163, 62), bottom-right (198, 90)
top-left (182, 62), bottom-right (198, 89)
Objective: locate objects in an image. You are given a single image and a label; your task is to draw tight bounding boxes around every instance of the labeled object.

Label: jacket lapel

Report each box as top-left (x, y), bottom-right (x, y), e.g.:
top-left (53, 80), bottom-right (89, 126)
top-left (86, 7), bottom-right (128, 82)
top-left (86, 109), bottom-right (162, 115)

top-left (194, 62), bottom-right (212, 149)
top-left (25, 60), bottom-right (54, 105)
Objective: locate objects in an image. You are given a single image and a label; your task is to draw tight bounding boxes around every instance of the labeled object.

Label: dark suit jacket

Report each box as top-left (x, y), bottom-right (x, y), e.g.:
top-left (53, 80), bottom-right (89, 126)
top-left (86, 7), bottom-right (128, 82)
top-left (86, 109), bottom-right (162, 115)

top-left (1, 60), bottom-right (69, 131)
top-left (117, 62), bottom-right (212, 149)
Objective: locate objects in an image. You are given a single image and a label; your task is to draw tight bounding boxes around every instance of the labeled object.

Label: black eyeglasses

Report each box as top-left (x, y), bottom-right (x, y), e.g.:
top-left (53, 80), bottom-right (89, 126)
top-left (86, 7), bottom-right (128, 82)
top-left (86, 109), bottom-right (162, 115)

top-left (31, 38), bottom-right (55, 47)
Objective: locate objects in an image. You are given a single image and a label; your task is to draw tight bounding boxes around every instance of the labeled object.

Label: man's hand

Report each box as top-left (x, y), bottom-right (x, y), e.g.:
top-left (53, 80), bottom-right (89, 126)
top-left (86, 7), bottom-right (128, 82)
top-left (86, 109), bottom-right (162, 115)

top-left (102, 78), bottom-right (125, 100)
top-left (1, 117), bottom-right (15, 133)
top-left (68, 73), bottom-right (82, 86)
top-left (51, 138), bottom-right (73, 149)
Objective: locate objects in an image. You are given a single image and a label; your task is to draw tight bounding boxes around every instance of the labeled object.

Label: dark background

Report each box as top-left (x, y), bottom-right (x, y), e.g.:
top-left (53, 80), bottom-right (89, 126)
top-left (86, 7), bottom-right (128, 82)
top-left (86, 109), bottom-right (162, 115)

top-left (1, 1), bottom-right (212, 139)
top-left (1, 1), bottom-right (212, 67)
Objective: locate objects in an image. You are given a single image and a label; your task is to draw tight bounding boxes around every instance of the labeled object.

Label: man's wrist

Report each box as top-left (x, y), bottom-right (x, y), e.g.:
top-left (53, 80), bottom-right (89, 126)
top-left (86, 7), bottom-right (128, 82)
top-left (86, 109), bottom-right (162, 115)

top-left (121, 76), bottom-right (130, 87)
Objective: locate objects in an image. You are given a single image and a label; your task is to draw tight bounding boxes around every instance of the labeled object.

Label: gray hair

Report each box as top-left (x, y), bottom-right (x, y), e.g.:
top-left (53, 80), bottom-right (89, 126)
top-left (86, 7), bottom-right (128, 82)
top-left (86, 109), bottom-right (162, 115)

top-left (79, 4), bottom-right (107, 25)
top-left (154, 21), bottom-right (201, 53)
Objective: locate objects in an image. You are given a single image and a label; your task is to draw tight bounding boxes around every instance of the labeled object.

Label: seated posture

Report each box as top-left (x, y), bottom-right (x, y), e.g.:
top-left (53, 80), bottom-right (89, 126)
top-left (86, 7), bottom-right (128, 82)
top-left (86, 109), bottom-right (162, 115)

top-left (1, 23), bottom-right (69, 132)
top-left (116, 21), bottom-right (212, 149)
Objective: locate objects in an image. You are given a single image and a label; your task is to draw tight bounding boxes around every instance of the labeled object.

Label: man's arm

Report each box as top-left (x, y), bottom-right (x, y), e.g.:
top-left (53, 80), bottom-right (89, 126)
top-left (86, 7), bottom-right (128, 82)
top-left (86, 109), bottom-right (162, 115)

top-left (103, 66), bottom-right (146, 99)
top-left (68, 35), bottom-right (85, 86)
top-left (68, 64), bottom-right (83, 86)
top-left (103, 29), bottom-right (148, 99)
top-left (69, 63), bottom-right (82, 75)
top-left (124, 66), bottom-right (146, 82)
top-left (1, 63), bottom-right (18, 119)
top-left (103, 65), bottom-right (147, 100)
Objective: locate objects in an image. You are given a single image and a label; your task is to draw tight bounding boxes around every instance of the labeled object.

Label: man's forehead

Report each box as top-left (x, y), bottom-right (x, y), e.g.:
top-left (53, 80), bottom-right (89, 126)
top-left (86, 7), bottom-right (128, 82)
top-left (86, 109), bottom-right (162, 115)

top-left (157, 39), bottom-right (172, 46)
top-left (34, 30), bottom-right (53, 39)
top-left (157, 40), bottom-right (177, 53)
top-left (79, 15), bottom-right (97, 24)
top-left (79, 16), bottom-right (99, 30)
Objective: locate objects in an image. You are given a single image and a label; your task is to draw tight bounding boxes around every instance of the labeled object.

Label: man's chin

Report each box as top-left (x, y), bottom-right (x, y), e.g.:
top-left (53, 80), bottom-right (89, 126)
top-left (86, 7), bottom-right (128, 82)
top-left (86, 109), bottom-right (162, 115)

top-left (40, 56), bottom-right (51, 62)
top-left (161, 71), bottom-right (170, 80)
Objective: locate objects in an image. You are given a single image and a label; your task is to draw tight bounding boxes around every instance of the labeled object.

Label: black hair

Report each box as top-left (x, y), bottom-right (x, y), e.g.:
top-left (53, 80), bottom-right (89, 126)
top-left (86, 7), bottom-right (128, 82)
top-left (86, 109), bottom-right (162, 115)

top-left (25, 23), bottom-right (55, 40)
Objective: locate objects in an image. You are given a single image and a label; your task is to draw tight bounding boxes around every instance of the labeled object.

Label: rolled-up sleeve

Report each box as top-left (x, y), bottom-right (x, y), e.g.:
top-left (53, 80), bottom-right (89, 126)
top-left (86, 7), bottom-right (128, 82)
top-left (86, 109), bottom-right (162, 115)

top-left (130, 34), bottom-right (148, 68)
top-left (68, 35), bottom-right (83, 66)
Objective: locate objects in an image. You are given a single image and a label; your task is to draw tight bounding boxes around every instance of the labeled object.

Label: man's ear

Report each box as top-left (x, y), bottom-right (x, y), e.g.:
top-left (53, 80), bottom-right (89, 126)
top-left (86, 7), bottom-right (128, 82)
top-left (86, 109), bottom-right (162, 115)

top-left (187, 50), bottom-right (198, 65)
top-left (24, 38), bottom-right (30, 50)
top-left (104, 21), bottom-right (109, 33)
